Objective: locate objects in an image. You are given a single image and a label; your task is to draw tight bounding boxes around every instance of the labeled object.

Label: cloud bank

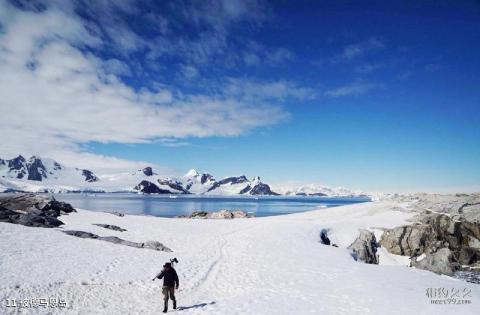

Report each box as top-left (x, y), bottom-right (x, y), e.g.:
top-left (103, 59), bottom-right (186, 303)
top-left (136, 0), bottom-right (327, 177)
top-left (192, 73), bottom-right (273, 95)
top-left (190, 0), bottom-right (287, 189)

top-left (0, 0), bottom-right (302, 171)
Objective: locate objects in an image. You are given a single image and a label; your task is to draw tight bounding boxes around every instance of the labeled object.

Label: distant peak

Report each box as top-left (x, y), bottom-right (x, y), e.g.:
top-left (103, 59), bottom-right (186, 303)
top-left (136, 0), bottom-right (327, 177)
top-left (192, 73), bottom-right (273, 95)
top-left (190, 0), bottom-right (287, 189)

top-left (185, 169), bottom-right (199, 177)
top-left (14, 155), bottom-right (26, 161)
top-left (142, 166), bottom-right (154, 176)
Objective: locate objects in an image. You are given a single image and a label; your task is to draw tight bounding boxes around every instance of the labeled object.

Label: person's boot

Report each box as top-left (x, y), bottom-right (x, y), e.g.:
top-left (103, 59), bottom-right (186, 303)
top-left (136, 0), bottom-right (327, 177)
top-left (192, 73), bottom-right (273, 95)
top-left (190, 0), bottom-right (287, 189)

top-left (173, 299), bottom-right (177, 310)
top-left (163, 300), bottom-right (168, 313)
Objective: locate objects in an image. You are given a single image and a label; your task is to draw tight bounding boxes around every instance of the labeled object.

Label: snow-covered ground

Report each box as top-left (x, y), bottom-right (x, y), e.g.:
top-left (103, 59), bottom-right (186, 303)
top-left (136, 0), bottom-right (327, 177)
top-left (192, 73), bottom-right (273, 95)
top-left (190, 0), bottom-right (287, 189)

top-left (1, 201), bottom-right (478, 314)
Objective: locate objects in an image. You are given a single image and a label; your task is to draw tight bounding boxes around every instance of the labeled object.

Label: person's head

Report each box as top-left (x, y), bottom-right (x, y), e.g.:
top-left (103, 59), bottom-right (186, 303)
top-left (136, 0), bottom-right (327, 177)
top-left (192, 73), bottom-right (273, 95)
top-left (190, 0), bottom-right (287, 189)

top-left (163, 262), bottom-right (171, 270)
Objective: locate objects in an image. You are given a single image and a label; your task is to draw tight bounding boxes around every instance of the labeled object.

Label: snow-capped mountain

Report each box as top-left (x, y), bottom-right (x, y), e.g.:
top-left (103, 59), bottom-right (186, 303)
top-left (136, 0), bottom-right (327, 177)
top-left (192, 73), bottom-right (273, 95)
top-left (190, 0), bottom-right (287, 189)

top-left (0, 156), bottom-right (279, 195)
top-left (0, 155), bottom-right (101, 192)
top-left (271, 183), bottom-right (367, 197)
top-left (134, 169), bottom-right (278, 196)
top-left (0, 155), bottom-right (366, 197)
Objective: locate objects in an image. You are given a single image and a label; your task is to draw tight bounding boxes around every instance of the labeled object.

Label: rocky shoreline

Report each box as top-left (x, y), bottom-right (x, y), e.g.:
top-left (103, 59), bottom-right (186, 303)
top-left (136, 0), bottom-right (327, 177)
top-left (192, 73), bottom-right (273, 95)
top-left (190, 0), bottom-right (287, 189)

top-left (176, 209), bottom-right (253, 219)
top-left (331, 193), bottom-right (479, 283)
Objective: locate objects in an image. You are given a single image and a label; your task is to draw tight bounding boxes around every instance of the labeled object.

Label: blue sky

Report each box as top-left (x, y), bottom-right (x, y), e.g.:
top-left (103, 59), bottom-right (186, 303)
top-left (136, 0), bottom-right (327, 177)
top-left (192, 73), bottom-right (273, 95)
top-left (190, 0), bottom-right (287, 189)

top-left (0, 0), bottom-right (479, 192)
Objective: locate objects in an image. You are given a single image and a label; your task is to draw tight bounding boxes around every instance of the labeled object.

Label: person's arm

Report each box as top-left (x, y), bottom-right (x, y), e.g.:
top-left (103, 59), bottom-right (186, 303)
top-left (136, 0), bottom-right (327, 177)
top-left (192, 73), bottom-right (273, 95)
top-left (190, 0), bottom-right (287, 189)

top-left (152, 270), bottom-right (164, 281)
top-left (174, 270), bottom-right (179, 288)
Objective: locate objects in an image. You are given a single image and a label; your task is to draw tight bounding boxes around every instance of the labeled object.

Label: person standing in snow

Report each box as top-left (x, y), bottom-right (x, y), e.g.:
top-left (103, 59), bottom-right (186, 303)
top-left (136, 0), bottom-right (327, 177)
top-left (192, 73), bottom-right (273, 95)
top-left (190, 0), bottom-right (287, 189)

top-left (153, 262), bottom-right (179, 313)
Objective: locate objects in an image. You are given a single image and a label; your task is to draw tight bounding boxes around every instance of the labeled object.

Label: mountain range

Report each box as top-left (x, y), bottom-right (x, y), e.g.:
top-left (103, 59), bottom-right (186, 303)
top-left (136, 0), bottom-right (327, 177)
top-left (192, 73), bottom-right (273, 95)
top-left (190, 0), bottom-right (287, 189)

top-left (0, 155), bottom-right (365, 197)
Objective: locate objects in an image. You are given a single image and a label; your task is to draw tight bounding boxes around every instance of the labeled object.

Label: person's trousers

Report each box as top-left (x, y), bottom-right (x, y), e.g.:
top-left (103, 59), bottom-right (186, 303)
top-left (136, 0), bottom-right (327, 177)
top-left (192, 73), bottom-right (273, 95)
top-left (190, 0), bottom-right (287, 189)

top-left (162, 286), bottom-right (176, 302)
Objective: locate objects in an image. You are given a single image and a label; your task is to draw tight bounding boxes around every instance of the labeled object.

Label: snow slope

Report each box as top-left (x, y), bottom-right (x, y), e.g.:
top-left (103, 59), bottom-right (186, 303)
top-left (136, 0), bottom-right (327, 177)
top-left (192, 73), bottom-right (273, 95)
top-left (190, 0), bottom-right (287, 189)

top-left (0, 201), bottom-right (478, 314)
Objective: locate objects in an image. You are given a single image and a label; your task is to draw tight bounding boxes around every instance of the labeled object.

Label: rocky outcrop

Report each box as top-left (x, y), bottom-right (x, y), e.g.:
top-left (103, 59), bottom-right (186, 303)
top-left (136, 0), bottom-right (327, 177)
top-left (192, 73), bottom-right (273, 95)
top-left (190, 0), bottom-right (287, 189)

top-left (142, 166), bottom-right (154, 176)
top-left (320, 229), bottom-right (331, 245)
top-left (82, 169), bottom-right (99, 182)
top-left (134, 180), bottom-right (171, 194)
top-left (200, 173), bottom-right (214, 184)
top-left (207, 176), bottom-right (249, 192)
top-left (177, 210), bottom-right (252, 219)
top-left (0, 193), bottom-right (76, 227)
top-left (108, 211), bottom-right (125, 217)
top-left (380, 224), bottom-right (430, 257)
top-left (27, 156), bottom-right (47, 181)
top-left (157, 179), bottom-right (189, 194)
top-left (249, 182), bottom-right (279, 195)
top-left (380, 213), bottom-right (480, 275)
top-left (7, 155), bottom-right (27, 179)
top-left (411, 248), bottom-right (460, 276)
top-left (93, 224), bottom-right (127, 232)
top-left (62, 230), bottom-right (172, 252)
top-left (348, 229), bottom-right (379, 264)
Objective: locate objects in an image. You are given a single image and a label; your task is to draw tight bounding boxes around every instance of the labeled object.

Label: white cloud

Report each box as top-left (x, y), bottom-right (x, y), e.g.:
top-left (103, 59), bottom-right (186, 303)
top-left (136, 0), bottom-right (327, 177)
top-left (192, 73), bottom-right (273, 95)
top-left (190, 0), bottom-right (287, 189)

top-left (332, 37), bottom-right (385, 62)
top-left (324, 81), bottom-right (379, 97)
top-left (224, 78), bottom-right (316, 101)
top-left (0, 1), bottom-right (289, 170)
top-left (178, 64), bottom-right (199, 80)
top-left (102, 58), bottom-right (132, 76)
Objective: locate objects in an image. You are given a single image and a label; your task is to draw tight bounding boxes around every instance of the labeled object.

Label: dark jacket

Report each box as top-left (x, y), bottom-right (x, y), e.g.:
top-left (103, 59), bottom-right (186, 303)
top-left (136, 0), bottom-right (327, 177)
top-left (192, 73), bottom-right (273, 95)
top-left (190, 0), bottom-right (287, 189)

top-left (157, 268), bottom-right (179, 287)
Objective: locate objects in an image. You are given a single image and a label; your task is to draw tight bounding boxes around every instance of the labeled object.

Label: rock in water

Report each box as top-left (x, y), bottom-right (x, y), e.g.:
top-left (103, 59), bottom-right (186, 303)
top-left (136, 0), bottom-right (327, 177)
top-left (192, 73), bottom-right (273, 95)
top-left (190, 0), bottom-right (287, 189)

top-left (348, 229), bottom-right (379, 264)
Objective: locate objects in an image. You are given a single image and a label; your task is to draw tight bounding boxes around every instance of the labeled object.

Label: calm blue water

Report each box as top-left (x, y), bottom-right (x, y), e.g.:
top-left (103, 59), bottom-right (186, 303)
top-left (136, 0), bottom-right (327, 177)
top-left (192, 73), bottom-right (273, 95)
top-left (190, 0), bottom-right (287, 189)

top-left (53, 193), bottom-right (370, 217)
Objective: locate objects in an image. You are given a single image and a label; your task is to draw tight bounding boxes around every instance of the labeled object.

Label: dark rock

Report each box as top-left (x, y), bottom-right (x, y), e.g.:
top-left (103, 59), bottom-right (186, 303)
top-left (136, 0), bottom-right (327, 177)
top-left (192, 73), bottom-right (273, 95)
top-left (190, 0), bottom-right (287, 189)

top-left (157, 179), bottom-right (189, 194)
top-left (134, 180), bottom-right (171, 194)
top-left (348, 229), bottom-right (379, 264)
top-left (250, 182), bottom-right (279, 196)
top-left (142, 167), bottom-right (154, 176)
top-left (177, 210), bottom-right (252, 219)
top-left (454, 271), bottom-right (480, 284)
top-left (26, 156), bottom-right (47, 181)
top-left (0, 193), bottom-right (76, 228)
top-left (13, 212), bottom-right (63, 227)
top-left (8, 155), bottom-right (27, 179)
top-left (40, 199), bottom-right (76, 216)
top-left (64, 230), bottom-right (98, 238)
top-left (93, 224), bottom-right (127, 232)
top-left (62, 230), bottom-right (172, 252)
top-left (82, 169), bottom-right (99, 182)
top-left (320, 229), bottom-right (331, 245)
top-left (200, 173), bottom-right (214, 184)
top-left (239, 185), bottom-right (252, 194)
top-left (207, 176), bottom-right (249, 192)
top-left (108, 211), bottom-right (125, 217)
top-left (143, 240), bottom-right (171, 251)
